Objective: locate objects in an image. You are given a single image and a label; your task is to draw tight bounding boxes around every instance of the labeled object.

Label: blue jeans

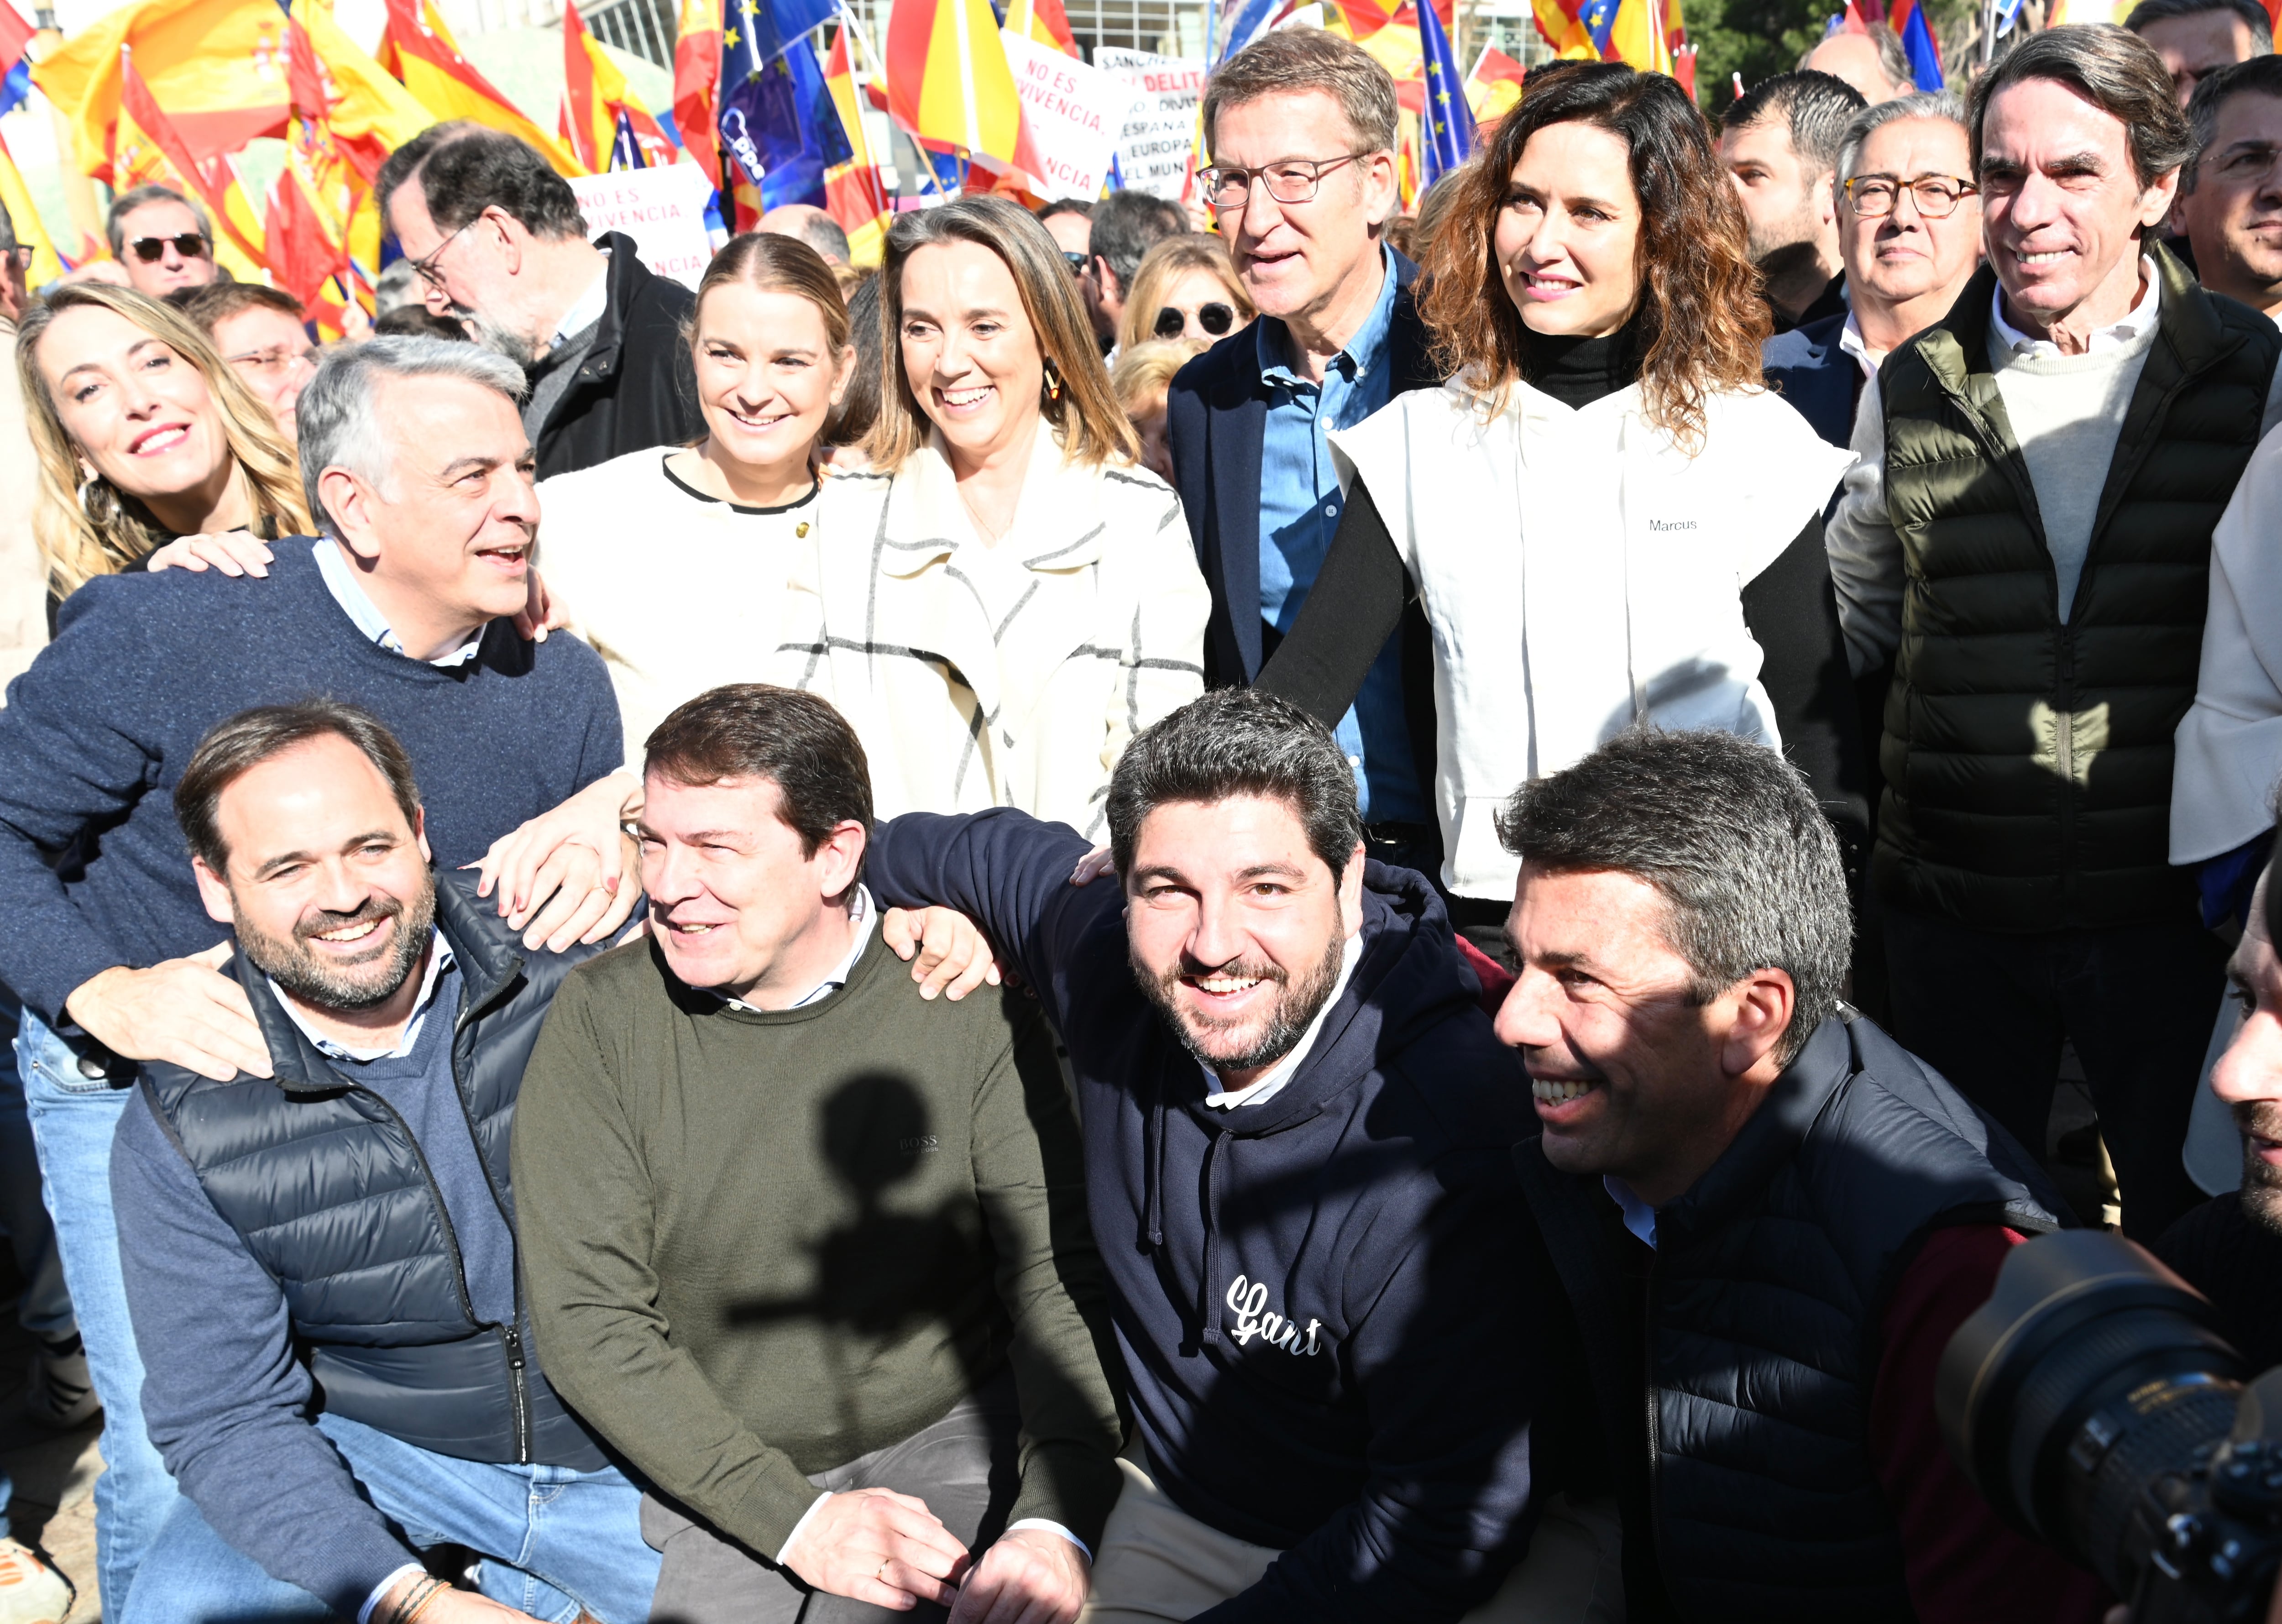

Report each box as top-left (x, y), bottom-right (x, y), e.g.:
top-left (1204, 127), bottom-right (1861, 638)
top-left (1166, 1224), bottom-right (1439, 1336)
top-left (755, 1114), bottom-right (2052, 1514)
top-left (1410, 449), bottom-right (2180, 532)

top-left (120, 1412), bottom-right (660, 1624)
top-left (18, 1006), bottom-right (181, 1608)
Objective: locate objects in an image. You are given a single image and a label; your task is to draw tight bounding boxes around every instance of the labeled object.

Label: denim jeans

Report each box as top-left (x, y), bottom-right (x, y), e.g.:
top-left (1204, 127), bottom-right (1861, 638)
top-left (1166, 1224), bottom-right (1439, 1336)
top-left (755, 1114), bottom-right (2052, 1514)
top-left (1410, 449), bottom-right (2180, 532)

top-left (17, 1006), bottom-right (181, 1609)
top-left (120, 1411), bottom-right (660, 1624)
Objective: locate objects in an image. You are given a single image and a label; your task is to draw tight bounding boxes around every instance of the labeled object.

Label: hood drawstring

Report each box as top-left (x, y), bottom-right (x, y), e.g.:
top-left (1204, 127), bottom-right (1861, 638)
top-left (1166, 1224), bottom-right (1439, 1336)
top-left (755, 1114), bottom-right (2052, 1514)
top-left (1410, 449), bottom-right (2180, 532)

top-left (1140, 1071), bottom-right (1167, 1255)
top-left (1199, 1125), bottom-right (1232, 1347)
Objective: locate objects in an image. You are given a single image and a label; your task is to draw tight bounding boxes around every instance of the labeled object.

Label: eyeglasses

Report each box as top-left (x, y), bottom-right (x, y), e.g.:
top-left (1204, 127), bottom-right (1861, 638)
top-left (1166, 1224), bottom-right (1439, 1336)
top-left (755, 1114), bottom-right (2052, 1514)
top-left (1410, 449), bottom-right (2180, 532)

top-left (226, 344), bottom-right (317, 379)
top-left (1197, 153), bottom-right (1371, 212)
top-left (2204, 141), bottom-right (2282, 185)
top-left (409, 222), bottom-right (472, 290)
top-left (1843, 173), bottom-right (1978, 219)
top-left (128, 233), bottom-right (211, 263)
top-left (2, 246), bottom-right (32, 271)
top-left (1063, 251), bottom-right (1089, 273)
top-left (1155, 302), bottom-right (1236, 340)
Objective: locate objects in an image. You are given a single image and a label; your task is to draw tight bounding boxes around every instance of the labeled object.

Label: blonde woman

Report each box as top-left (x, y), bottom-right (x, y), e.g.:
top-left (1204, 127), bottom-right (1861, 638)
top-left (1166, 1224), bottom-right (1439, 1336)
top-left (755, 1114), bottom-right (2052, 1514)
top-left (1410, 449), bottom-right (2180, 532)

top-left (17, 283), bottom-right (306, 607)
top-left (811, 194), bottom-right (1209, 836)
top-left (1112, 338), bottom-right (1208, 482)
top-left (1114, 235), bottom-right (1254, 354)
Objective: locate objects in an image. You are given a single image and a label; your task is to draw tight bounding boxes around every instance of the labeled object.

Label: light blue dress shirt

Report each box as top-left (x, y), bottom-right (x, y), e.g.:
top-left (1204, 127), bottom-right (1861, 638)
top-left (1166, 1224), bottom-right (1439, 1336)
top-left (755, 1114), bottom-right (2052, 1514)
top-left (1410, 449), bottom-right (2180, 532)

top-left (1254, 249), bottom-right (1426, 824)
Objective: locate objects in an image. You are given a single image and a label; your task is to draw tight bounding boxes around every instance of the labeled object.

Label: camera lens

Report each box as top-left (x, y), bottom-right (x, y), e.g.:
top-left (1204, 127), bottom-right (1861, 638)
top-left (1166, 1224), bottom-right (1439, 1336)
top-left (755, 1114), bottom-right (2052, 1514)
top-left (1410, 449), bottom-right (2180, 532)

top-left (1938, 1231), bottom-right (2246, 1590)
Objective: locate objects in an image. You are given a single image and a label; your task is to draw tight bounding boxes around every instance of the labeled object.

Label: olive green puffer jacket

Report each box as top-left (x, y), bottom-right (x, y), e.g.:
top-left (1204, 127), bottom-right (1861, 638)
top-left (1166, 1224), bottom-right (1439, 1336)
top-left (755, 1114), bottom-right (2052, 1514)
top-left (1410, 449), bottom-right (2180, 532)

top-left (1874, 246), bottom-right (2278, 933)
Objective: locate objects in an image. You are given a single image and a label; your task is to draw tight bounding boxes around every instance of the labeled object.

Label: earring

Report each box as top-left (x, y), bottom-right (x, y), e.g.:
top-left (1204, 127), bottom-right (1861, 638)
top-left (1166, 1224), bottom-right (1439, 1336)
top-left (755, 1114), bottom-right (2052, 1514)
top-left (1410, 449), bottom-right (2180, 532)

top-left (1043, 365), bottom-right (1062, 403)
top-left (76, 470), bottom-right (115, 525)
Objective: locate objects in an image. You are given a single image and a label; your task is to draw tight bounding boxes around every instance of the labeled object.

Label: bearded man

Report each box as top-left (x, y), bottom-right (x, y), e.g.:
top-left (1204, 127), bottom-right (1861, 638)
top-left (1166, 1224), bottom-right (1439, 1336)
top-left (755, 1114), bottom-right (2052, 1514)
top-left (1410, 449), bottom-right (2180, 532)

top-left (861, 687), bottom-right (1580, 1624)
top-left (108, 701), bottom-right (660, 1624)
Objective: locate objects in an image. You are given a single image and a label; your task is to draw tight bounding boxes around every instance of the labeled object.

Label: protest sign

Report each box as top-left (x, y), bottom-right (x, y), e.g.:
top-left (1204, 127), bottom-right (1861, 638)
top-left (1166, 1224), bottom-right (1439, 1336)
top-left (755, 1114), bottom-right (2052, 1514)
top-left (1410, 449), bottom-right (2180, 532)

top-left (1094, 47), bottom-right (1204, 201)
top-left (567, 162), bottom-right (715, 290)
top-left (999, 30), bottom-right (1135, 201)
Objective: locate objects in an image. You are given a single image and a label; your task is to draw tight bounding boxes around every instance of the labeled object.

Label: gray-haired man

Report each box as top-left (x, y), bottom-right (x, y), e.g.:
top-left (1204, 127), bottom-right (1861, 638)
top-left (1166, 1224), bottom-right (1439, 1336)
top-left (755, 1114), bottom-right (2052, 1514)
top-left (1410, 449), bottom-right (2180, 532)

top-left (1497, 728), bottom-right (2097, 1622)
top-left (0, 336), bottom-right (632, 1609)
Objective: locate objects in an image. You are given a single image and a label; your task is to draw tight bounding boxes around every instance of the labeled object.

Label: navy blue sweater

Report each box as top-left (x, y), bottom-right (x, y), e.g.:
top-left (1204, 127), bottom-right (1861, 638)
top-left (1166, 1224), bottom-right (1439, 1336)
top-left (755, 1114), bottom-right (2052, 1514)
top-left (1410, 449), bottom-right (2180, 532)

top-left (0, 542), bottom-right (622, 1026)
top-left (867, 810), bottom-right (1543, 1622)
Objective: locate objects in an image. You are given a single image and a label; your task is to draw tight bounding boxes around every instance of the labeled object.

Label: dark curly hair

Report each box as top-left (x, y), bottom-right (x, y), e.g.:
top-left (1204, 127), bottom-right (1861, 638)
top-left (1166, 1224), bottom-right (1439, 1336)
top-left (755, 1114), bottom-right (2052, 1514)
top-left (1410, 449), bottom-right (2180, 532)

top-left (1419, 61), bottom-right (1770, 452)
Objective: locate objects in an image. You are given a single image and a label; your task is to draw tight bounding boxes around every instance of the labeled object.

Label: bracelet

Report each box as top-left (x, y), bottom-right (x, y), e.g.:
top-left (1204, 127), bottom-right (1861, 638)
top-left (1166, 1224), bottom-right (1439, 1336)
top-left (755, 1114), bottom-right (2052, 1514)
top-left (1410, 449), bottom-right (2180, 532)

top-left (402, 1585), bottom-right (450, 1624)
top-left (387, 1575), bottom-right (445, 1624)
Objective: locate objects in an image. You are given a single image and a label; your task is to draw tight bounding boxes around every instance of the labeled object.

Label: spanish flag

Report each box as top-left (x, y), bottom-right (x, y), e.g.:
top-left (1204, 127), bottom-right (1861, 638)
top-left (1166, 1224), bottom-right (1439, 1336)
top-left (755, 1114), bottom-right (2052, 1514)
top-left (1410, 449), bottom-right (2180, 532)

top-left (559, 0), bottom-right (674, 173)
top-left (376, 0), bottom-right (583, 174)
top-left (822, 27), bottom-right (888, 267)
top-left (289, 0), bottom-right (436, 183)
top-left (1606, 0), bottom-right (1670, 73)
top-left (118, 45), bottom-right (267, 273)
top-left (35, 0), bottom-right (288, 186)
top-left (883, 0), bottom-right (1031, 175)
top-left (671, 0), bottom-right (721, 189)
top-left (0, 124), bottom-right (60, 285)
top-left (1005, 0), bottom-right (1079, 56)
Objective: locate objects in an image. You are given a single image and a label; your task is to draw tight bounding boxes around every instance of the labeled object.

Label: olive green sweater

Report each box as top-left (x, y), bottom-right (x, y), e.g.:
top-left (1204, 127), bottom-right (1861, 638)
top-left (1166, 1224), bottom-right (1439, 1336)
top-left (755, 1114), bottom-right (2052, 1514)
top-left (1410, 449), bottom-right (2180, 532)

top-left (511, 927), bottom-right (1124, 1557)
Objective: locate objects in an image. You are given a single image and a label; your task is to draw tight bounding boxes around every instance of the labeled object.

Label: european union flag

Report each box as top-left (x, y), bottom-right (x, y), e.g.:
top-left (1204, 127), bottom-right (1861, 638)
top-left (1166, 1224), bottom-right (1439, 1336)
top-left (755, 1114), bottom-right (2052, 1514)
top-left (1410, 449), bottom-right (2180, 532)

top-left (1579, 0), bottom-right (1618, 56)
top-left (721, 0), bottom-right (837, 83)
top-left (1418, 0), bottom-right (1472, 188)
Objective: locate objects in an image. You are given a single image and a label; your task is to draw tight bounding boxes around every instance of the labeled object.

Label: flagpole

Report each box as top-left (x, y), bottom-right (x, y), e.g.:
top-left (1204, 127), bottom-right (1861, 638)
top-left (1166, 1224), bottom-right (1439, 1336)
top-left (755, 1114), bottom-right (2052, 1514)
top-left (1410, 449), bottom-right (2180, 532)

top-left (1980, 0), bottom-right (1995, 64)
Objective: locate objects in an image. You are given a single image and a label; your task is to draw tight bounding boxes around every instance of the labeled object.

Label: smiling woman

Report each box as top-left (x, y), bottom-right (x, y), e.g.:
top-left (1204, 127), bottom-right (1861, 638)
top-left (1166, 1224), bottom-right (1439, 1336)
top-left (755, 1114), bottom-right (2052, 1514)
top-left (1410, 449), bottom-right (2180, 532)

top-left (801, 197), bottom-right (1212, 838)
top-left (16, 283), bottom-right (308, 605)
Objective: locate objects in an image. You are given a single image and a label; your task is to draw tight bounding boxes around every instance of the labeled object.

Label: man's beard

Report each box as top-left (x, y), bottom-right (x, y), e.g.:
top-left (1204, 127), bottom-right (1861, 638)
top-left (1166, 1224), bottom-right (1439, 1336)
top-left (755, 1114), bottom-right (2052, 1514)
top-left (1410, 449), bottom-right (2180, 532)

top-left (2237, 1100), bottom-right (2282, 1234)
top-left (236, 883), bottom-right (437, 1014)
top-left (1748, 209), bottom-right (1827, 276)
top-left (457, 303), bottom-right (537, 370)
top-left (1133, 930), bottom-right (1347, 1079)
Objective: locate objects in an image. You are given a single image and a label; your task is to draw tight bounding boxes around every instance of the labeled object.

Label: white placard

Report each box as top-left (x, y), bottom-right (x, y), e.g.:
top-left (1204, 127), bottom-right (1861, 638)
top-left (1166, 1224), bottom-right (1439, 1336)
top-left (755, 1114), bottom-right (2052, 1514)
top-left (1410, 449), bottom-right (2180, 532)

top-left (1000, 31), bottom-right (1137, 202)
top-left (1094, 47), bottom-right (1205, 201)
top-left (567, 163), bottom-right (717, 291)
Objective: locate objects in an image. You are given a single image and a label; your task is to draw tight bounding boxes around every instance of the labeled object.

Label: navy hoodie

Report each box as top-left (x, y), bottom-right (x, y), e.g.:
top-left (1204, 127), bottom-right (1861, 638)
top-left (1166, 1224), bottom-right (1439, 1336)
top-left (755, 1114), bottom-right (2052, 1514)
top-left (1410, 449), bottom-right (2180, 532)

top-left (867, 810), bottom-right (1541, 1621)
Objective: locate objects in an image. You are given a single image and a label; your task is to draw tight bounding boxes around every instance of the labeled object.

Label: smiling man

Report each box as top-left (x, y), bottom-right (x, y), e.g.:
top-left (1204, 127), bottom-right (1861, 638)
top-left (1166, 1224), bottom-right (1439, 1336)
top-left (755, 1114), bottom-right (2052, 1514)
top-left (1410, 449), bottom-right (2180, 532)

top-left (862, 687), bottom-right (1575, 1623)
top-left (1823, 23), bottom-right (2282, 1246)
top-left (513, 683), bottom-right (1124, 1624)
top-left (1166, 32), bottom-right (1446, 894)
top-left (1497, 727), bottom-right (2100, 1624)
top-left (0, 335), bottom-right (629, 1608)
top-left (111, 702), bottom-right (657, 1624)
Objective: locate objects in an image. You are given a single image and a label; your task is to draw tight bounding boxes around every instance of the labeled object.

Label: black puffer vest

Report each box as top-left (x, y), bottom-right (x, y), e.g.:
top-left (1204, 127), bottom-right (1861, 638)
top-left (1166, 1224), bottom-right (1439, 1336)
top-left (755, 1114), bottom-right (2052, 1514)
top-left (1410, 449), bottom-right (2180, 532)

top-left (1517, 1014), bottom-right (2068, 1622)
top-left (1875, 245), bottom-right (2279, 932)
top-left (136, 872), bottom-right (613, 1467)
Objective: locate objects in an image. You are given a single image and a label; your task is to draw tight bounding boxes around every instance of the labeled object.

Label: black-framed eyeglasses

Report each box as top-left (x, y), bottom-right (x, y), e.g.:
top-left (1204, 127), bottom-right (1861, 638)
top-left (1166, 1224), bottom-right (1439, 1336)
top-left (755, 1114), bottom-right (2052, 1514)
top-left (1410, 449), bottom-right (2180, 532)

top-left (1843, 173), bottom-right (1978, 219)
top-left (1198, 153), bottom-right (1371, 211)
top-left (409, 221), bottom-right (472, 289)
top-left (128, 233), bottom-right (210, 263)
top-left (1155, 302), bottom-right (1236, 339)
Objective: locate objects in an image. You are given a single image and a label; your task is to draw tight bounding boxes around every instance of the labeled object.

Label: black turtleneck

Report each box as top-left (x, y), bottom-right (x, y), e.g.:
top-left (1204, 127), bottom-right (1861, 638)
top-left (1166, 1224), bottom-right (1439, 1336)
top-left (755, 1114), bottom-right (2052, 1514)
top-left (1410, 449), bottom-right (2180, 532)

top-left (1514, 314), bottom-right (1647, 413)
top-left (1257, 314), bottom-right (1869, 887)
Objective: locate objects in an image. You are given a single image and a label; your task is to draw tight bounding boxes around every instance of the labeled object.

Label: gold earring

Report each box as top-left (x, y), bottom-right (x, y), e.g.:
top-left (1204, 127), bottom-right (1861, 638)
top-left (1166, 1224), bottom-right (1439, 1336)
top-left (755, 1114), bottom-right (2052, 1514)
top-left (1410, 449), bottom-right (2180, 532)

top-left (1044, 366), bottom-right (1062, 403)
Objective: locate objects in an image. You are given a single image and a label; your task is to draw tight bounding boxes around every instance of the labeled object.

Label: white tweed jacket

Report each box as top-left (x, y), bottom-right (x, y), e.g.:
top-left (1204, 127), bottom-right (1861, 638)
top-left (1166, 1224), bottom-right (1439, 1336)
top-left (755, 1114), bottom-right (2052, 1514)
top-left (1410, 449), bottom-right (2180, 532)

top-left (788, 430), bottom-right (1209, 837)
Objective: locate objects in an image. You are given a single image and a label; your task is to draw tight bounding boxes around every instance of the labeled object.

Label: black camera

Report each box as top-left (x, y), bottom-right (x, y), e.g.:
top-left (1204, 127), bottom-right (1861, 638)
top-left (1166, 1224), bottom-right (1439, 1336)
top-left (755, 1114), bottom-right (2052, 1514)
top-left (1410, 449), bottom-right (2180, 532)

top-left (1938, 1229), bottom-right (2282, 1623)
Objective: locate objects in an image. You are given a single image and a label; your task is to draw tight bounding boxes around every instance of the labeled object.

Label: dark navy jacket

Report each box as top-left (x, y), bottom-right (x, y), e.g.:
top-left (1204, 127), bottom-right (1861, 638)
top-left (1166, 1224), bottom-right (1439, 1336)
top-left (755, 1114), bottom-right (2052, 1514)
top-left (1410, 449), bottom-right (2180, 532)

top-left (1513, 1011), bottom-right (2069, 1622)
top-left (867, 810), bottom-right (1542, 1622)
top-left (1165, 252), bottom-right (1445, 827)
top-left (1762, 309), bottom-right (1863, 451)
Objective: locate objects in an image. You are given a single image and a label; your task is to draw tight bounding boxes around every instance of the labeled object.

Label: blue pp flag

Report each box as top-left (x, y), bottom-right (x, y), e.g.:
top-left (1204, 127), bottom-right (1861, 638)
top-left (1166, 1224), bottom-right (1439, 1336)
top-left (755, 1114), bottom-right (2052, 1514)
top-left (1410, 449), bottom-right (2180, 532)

top-left (1419, 0), bottom-right (1472, 188)
top-left (719, 33), bottom-right (848, 209)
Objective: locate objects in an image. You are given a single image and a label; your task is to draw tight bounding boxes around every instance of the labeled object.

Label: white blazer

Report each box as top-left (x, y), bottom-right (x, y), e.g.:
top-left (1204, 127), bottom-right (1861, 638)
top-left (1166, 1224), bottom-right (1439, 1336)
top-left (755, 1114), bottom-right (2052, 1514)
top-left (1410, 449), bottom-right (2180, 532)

top-left (1331, 375), bottom-right (1854, 900)
top-left (793, 430), bottom-right (1210, 837)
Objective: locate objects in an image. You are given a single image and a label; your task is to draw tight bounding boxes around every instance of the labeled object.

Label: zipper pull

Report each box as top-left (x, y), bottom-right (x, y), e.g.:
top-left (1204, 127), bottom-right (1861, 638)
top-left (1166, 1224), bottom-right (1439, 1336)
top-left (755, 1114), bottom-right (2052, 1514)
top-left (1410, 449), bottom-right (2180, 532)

top-left (502, 1324), bottom-right (525, 1369)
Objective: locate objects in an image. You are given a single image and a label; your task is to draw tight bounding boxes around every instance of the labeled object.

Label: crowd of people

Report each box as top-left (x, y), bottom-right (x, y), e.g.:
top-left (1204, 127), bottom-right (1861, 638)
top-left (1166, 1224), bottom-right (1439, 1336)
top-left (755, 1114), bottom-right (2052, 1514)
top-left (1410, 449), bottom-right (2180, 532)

top-left (6, 6), bottom-right (2282, 1622)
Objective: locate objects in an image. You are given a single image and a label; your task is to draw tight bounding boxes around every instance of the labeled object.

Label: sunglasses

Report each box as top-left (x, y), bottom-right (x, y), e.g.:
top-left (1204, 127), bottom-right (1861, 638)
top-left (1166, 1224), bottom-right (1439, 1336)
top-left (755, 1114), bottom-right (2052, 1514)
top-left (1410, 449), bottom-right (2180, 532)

top-left (128, 233), bottom-right (211, 263)
top-left (1063, 251), bottom-right (1089, 273)
top-left (1155, 302), bottom-right (1236, 340)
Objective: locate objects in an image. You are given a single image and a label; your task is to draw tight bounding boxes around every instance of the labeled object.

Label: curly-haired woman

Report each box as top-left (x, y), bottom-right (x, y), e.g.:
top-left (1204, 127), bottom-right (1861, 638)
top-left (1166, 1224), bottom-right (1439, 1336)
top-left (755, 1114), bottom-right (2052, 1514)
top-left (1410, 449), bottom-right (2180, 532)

top-left (1258, 62), bottom-right (1862, 930)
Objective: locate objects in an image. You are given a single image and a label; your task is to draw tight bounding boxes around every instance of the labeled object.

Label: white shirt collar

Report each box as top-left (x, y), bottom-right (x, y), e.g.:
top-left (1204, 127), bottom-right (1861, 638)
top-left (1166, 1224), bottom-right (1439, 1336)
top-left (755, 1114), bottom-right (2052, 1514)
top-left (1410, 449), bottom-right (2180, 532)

top-left (1990, 255), bottom-right (2162, 358)
top-left (313, 540), bottom-right (487, 668)
top-left (723, 886), bottom-right (877, 1013)
top-left (271, 931), bottom-right (454, 1063)
top-left (1202, 931), bottom-right (1365, 1112)
top-left (1839, 309), bottom-right (1878, 381)
top-left (553, 254), bottom-right (610, 350)
top-left (1604, 1174), bottom-right (1659, 1249)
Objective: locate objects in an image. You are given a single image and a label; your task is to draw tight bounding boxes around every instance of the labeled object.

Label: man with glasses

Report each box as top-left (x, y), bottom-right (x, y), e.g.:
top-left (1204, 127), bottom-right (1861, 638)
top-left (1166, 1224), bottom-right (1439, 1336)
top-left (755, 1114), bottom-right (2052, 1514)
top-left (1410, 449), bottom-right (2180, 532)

top-left (1037, 197), bottom-right (1094, 273)
top-left (1764, 93), bottom-right (1983, 453)
top-left (97, 184), bottom-right (219, 299)
top-left (374, 122), bottom-right (700, 480)
top-left (184, 283), bottom-right (317, 440)
top-left (2176, 54), bottom-right (2282, 319)
top-left (1166, 29), bottom-right (1446, 891)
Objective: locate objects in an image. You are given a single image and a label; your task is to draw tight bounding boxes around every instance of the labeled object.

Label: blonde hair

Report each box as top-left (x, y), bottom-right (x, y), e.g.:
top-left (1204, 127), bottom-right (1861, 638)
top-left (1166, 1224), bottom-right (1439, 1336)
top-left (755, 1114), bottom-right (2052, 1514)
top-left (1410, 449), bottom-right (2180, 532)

top-left (865, 195), bottom-right (1139, 473)
top-left (18, 283), bottom-right (309, 598)
top-left (1111, 338), bottom-right (1208, 419)
top-left (1115, 236), bottom-right (1255, 355)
